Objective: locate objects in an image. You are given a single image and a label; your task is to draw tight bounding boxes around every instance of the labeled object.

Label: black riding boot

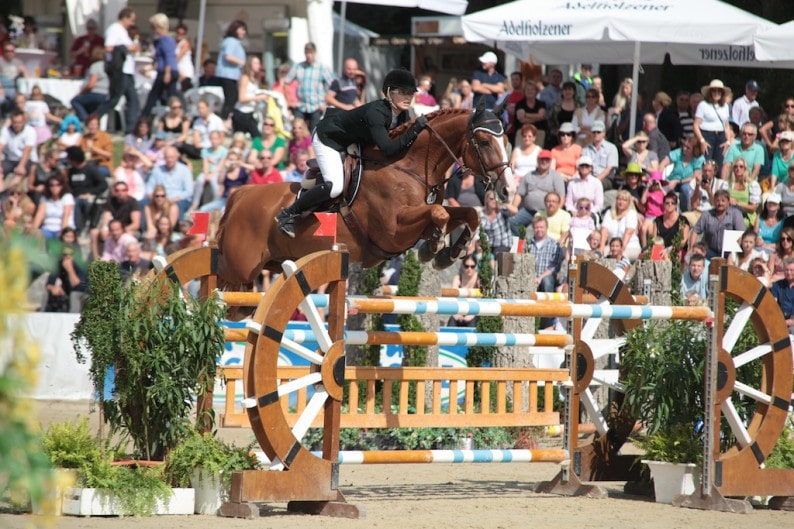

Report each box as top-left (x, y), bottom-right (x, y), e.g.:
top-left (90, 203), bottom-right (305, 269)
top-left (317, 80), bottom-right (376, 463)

top-left (275, 182), bottom-right (333, 238)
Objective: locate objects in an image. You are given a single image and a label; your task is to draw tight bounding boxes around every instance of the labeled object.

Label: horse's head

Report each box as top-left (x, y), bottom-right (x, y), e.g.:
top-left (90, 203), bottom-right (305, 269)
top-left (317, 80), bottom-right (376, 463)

top-left (465, 101), bottom-right (512, 202)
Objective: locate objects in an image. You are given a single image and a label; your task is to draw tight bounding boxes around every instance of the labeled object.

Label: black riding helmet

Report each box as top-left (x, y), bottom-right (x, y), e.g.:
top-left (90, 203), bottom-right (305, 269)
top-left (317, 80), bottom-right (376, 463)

top-left (382, 69), bottom-right (418, 94)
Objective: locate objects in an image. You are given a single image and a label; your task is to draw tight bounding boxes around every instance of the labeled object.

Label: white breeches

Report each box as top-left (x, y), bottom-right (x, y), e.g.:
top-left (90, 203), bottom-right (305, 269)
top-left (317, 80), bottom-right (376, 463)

top-left (311, 133), bottom-right (344, 198)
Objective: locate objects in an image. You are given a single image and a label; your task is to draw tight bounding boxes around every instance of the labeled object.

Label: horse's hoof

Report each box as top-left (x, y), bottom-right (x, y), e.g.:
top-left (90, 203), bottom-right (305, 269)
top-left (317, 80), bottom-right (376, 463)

top-left (432, 249), bottom-right (455, 270)
top-left (418, 241), bottom-right (436, 262)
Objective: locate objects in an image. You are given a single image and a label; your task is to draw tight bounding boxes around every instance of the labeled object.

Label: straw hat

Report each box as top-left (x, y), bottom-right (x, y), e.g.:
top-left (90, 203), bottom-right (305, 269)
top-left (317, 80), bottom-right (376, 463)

top-left (701, 79), bottom-right (732, 99)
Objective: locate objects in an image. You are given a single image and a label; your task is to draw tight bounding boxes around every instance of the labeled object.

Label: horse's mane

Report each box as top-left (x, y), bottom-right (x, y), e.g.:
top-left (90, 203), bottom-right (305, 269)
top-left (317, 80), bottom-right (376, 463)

top-left (388, 108), bottom-right (470, 138)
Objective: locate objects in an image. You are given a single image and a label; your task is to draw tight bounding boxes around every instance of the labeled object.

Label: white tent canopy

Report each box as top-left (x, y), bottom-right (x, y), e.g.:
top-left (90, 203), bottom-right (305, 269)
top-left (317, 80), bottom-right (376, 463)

top-left (462, 0), bottom-right (781, 133)
top-left (753, 20), bottom-right (794, 61)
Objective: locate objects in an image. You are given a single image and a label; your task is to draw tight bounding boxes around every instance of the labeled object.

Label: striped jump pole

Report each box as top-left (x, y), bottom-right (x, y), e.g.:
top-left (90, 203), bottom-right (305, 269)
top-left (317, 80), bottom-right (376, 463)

top-left (225, 324), bottom-right (573, 348)
top-left (307, 448), bottom-right (568, 465)
top-left (382, 286), bottom-right (649, 305)
top-left (345, 298), bottom-right (711, 321)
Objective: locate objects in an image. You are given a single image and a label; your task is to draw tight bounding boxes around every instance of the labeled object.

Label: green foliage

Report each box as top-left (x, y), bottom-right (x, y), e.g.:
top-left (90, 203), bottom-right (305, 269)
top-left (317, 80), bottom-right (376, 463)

top-left (469, 227), bottom-right (502, 367)
top-left (73, 269), bottom-right (226, 461)
top-left (767, 420), bottom-right (794, 470)
top-left (72, 261), bottom-right (123, 405)
top-left (0, 243), bottom-right (53, 507)
top-left (82, 461), bottom-right (172, 517)
top-left (41, 419), bottom-right (170, 516)
top-left (106, 279), bottom-right (227, 460)
top-left (636, 423), bottom-right (703, 465)
top-left (304, 425), bottom-right (517, 451)
top-left (397, 250), bottom-right (426, 367)
top-left (42, 419), bottom-right (102, 471)
top-left (623, 320), bottom-right (706, 435)
top-left (165, 430), bottom-right (260, 488)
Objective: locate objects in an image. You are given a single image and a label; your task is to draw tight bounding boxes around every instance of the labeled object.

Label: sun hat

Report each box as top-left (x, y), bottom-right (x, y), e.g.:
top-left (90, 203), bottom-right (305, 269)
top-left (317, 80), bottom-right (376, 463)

top-left (621, 162), bottom-right (645, 176)
top-left (648, 170), bottom-right (669, 186)
top-left (478, 51), bottom-right (498, 65)
top-left (701, 79), bottom-right (727, 98)
top-left (767, 193), bottom-right (782, 204)
top-left (559, 122), bottom-right (576, 134)
top-left (538, 149), bottom-right (553, 159)
top-left (577, 155), bottom-right (593, 167)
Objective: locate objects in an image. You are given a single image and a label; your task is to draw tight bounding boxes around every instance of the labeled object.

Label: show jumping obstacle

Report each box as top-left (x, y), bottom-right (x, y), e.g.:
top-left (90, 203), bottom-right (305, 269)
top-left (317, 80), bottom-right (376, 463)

top-left (150, 245), bottom-right (794, 518)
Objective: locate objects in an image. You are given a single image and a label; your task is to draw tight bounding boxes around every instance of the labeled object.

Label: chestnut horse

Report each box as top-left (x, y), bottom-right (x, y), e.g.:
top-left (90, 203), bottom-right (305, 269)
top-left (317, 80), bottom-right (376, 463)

top-left (215, 105), bottom-right (512, 291)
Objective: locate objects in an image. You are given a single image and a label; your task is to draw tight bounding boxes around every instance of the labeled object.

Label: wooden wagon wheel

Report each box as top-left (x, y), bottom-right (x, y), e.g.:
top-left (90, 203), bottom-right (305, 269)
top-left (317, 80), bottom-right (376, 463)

top-left (537, 260), bottom-right (644, 497)
top-left (226, 249), bottom-right (359, 518)
top-left (677, 265), bottom-right (794, 511)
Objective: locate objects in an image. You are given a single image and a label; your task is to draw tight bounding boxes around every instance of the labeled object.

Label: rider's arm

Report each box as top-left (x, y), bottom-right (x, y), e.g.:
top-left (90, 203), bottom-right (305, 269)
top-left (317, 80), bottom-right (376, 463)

top-left (368, 109), bottom-right (424, 157)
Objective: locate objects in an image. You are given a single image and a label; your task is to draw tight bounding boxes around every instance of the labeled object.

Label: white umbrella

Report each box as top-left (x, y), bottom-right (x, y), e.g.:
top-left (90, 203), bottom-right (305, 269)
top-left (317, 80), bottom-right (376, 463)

top-left (336, 0), bottom-right (468, 72)
top-left (462, 0), bottom-right (777, 135)
top-left (753, 20), bottom-right (794, 61)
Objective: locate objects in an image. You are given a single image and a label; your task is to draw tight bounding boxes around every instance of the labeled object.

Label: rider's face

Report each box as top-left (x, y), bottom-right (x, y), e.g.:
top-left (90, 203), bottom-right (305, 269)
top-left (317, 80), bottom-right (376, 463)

top-left (389, 89), bottom-right (414, 112)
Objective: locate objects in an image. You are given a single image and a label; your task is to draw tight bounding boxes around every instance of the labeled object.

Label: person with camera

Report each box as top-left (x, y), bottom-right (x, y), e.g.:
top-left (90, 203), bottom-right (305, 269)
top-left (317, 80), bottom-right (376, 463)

top-left (690, 159), bottom-right (727, 215)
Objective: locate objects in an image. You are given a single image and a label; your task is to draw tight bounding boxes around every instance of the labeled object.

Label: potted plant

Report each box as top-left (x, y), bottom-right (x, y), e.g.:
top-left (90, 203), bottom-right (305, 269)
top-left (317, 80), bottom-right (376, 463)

top-left (165, 430), bottom-right (260, 514)
top-left (41, 419), bottom-right (191, 516)
top-left (72, 263), bottom-right (226, 461)
top-left (622, 319), bottom-right (706, 503)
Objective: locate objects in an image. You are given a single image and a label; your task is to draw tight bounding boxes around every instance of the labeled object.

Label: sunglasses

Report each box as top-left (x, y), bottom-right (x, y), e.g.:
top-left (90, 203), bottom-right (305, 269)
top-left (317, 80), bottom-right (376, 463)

top-left (260, 156), bottom-right (272, 160)
top-left (115, 188), bottom-right (128, 192)
top-left (578, 205), bottom-right (591, 211)
top-left (463, 264), bottom-right (476, 269)
top-left (170, 105), bottom-right (182, 109)
top-left (586, 95), bottom-right (597, 99)
top-left (783, 237), bottom-right (792, 242)
top-left (664, 201), bottom-right (676, 205)
top-left (636, 140), bottom-right (647, 144)
top-left (154, 194), bottom-right (166, 198)
top-left (786, 104), bottom-right (794, 108)
top-left (49, 183), bottom-right (62, 187)
top-left (263, 122), bottom-right (275, 127)
top-left (9, 191), bottom-right (21, 196)
top-left (559, 132), bottom-right (574, 137)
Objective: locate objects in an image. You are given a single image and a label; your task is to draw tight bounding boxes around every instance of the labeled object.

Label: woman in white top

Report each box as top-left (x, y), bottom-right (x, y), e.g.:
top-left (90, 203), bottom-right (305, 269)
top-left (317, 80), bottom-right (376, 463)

top-left (232, 56), bottom-right (268, 138)
top-left (33, 175), bottom-right (75, 240)
top-left (694, 79), bottom-right (733, 169)
top-left (600, 189), bottom-right (641, 261)
top-left (175, 23), bottom-right (194, 91)
top-left (508, 124), bottom-right (541, 196)
top-left (572, 88), bottom-right (606, 146)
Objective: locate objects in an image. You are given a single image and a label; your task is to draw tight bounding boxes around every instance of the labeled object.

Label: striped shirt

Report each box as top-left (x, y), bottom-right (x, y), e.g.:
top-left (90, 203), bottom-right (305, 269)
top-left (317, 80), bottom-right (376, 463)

top-left (286, 61), bottom-right (336, 114)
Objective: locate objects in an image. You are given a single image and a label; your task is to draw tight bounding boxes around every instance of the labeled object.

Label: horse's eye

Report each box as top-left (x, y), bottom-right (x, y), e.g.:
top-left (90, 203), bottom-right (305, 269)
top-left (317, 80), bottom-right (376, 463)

top-left (479, 141), bottom-right (490, 148)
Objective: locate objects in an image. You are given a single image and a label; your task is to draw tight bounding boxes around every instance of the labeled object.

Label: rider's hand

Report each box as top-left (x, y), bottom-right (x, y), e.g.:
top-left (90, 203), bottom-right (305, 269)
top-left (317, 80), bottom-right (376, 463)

top-left (414, 115), bottom-right (429, 129)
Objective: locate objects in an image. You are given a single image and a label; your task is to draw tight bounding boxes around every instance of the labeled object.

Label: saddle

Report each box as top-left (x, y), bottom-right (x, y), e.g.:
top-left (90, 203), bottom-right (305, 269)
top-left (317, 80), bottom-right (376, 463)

top-left (300, 144), bottom-right (363, 212)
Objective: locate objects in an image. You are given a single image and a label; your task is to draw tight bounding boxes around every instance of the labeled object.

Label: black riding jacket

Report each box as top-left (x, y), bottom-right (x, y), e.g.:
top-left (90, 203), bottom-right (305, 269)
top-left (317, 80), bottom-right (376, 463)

top-left (316, 98), bottom-right (421, 157)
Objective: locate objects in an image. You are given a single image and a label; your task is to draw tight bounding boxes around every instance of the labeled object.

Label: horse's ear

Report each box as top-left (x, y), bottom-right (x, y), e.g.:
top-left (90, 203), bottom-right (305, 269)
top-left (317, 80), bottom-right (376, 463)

top-left (475, 99), bottom-right (487, 116)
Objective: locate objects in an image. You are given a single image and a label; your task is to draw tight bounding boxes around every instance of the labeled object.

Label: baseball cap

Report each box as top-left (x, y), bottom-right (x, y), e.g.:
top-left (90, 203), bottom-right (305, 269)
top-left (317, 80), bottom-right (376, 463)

top-left (746, 80), bottom-right (760, 92)
top-left (591, 120), bottom-right (606, 132)
top-left (559, 122), bottom-right (576, 134)
top-left (767, 193), bottom-right (782, 204)
top-left (538, 149), bottom-right (553, 159)
top-left (577, 155), bottom-right (593, 167)
top-left (780, 131), bottom-right (794, 142)
top-left (478, 51), bottom-right (498, 65)
top-left (154, 131), bottom-right (167, 140)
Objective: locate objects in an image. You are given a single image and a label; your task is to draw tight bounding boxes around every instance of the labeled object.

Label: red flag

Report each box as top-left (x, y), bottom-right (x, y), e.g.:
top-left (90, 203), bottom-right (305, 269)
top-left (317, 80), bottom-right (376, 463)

top-left (314, 212), bottom-right (337, 243)
top-left (188, 212), bottom-right (210, 236)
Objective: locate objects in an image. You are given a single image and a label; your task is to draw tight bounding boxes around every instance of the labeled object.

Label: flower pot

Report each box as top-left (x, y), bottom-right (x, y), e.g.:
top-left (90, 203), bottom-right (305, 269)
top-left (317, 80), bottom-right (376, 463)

top-left (32, 468), bottom-right (78, 516)
top-left (641, 460), bottom-right (700, 504)
top-left (191, 468), bottom-right (226, 515)
top-left (62, 487), bottom-right (194, 516)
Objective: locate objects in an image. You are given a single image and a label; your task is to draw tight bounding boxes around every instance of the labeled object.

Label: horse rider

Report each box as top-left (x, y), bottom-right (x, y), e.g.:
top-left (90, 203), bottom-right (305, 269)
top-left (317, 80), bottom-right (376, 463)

top-left (275, 68), bottom-right (429, 238)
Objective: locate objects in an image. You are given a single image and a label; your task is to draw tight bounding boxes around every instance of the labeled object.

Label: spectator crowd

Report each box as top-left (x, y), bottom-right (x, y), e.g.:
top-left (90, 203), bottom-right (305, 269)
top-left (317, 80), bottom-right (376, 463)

top-left (1, 9), bottom-right (792, 324)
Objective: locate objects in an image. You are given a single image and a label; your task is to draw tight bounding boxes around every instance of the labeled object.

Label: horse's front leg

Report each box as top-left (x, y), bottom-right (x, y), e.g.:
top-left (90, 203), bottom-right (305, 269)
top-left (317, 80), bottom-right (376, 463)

top-left (396, 204), bottom-right (450, 262)
top-left (432, 206), bottom-right (480, 270)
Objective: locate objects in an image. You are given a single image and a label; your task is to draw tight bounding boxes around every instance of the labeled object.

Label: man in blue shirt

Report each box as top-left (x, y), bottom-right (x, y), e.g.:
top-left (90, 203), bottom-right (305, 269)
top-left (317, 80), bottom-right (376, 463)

top-left (680, 254), bottom-right (708, 303)
top-left (326, 57), bottom-right (365, 111)
top-left (471, 51), bottom-right (505, 111)
top-left (146, 146), bottom-right (194, 218)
